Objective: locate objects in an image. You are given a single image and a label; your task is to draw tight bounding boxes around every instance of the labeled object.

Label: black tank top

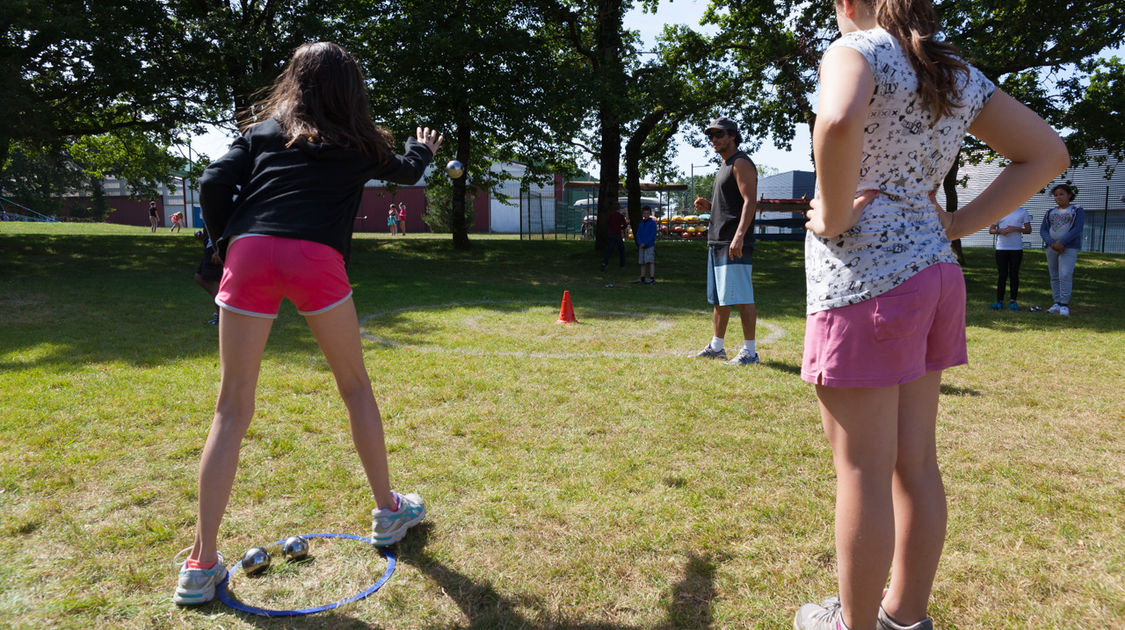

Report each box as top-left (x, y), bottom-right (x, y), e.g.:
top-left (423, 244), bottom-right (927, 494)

top-left (708, 150), bottom-right (754, 248)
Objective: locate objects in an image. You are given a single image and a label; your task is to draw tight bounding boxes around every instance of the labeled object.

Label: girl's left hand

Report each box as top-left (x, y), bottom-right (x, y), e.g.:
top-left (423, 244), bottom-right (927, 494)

top-left (417, 127), bottom-right (444, 154)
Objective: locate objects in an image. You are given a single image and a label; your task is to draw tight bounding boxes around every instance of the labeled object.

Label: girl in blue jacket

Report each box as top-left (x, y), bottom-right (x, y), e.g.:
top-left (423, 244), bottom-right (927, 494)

top-left (1040, 183), bottom-right (1084, 317)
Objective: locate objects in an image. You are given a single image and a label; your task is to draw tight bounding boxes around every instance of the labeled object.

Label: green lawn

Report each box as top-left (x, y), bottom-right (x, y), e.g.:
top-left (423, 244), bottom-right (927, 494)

top-left (1, 222), bottom-right (1122, 629)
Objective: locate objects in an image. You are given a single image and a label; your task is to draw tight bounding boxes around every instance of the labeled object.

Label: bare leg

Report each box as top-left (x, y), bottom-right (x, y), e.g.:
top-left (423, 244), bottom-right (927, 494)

top-left (883, 370), bottom-right (946, 624)
top-left (818, 383), bottom-right (900, 630)
top-left (712, 305), bottom-right (731, 339)
top-left (305, 298), bottom-right (396, 510)
top-left (736, 302), bottom-right (757, 342)
top-left (190, 310), bottom-right (273, 563)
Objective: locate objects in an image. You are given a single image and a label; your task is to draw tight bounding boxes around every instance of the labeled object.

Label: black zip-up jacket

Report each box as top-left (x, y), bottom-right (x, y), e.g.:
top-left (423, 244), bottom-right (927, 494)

top-left (199, 118), bottom-right (433, 262)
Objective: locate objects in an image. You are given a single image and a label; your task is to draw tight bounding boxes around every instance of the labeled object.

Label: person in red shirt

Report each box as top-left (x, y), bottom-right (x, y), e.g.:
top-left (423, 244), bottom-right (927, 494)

top-left (600, 202), bottom-right (628, 271)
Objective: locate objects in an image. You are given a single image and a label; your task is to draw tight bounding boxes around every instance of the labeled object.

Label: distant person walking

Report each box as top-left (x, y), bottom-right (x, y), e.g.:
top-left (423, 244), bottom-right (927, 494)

top-left (1041, 183), bottom-right (1084, 317)
top-left (693, 116), bottom-right (760, 366)
top-left (149, 201), bottom-right (160, 233)
top-left (175, 41), bottom-right (439, 607)
top-left (988, 206), bottom-right (1031, 310)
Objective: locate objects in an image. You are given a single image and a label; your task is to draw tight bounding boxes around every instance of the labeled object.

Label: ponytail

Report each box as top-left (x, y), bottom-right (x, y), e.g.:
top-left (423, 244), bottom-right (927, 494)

top-left (875, 0), bottom-right (966, 122)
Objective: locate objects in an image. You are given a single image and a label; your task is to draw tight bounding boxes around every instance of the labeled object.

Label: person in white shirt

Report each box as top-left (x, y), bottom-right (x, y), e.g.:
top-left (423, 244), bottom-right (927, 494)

top-left (988, 206), bottom-right (1031, 310)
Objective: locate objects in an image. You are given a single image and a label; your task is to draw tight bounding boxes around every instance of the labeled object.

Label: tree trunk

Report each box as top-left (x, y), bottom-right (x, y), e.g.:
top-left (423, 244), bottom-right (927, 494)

top-left (943, 154), bottom-right (964, 265)
top-left (623, 109), bottom-right (665, 230)
top-left (593, 0), bottom-right (625, 254)
top-left (451, 103), bottom-right (471, 250)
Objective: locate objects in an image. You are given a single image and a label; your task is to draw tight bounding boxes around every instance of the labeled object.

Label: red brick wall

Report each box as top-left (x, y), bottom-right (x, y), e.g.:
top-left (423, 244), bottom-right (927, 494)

top-left (357, 185), bottom-right (492, 233)
top-left (61, 196), bottom-right (161, 226)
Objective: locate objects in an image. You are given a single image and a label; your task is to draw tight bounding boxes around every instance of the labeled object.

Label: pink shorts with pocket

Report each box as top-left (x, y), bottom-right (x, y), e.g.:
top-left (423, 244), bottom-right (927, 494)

top-left (801, 263), bottom-right (967, 388)
top-left (216, 234), bottom-right (353, 319)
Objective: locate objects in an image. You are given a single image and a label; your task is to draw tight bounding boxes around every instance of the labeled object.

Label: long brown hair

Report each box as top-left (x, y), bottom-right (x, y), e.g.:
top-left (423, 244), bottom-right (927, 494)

top-left (874, 0), bottom-right (967, 122)
top-left (238, 42), bottom-right (393, 158)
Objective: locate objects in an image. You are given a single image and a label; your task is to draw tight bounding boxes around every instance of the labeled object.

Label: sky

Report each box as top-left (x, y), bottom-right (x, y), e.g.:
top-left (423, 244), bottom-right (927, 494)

top-left (186, 1), bottom-right (813, 175)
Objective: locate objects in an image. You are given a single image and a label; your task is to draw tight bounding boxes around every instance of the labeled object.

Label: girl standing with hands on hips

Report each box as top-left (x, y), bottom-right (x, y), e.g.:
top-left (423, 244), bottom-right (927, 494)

top-left (173, 42), bottom-right (441, 606)
top-left (797, 0), bottom-right (1068, 628)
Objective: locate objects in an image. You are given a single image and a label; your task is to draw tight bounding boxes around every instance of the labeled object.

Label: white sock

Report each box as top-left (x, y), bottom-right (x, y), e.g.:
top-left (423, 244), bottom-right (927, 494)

top-left (743, 340), bottom-right (755, 354)
top-left (710, 337), bottom-right (724, 350)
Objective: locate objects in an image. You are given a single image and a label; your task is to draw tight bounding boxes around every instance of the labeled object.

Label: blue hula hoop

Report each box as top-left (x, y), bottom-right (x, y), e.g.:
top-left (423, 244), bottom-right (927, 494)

top-left (216, 532), bottom-right (396, 617)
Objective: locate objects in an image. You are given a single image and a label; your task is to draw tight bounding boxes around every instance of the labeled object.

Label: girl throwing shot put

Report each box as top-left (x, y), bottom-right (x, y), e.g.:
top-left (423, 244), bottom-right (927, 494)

top-left (174, 41), bottom-right (441, 605)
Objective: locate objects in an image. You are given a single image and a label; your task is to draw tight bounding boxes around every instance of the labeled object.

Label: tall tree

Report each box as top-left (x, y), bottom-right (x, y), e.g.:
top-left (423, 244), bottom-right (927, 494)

top-left (539, 0), bottom-right (645, 252)
top-left (1, 1), bottom-right (345, 206)
top-left (0, 1), bottom-right (206, 189)
top-left (349, 0), bottom-right (583, 249)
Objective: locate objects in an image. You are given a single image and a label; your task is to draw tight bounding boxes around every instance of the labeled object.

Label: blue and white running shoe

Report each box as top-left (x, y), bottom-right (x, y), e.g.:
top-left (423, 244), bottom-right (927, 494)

top-left (372, 491), bottom-right (426, 546)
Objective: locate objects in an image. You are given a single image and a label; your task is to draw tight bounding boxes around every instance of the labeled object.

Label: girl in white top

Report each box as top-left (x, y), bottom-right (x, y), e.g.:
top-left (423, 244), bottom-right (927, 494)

top-left (988, 206), bottom-right (1032, 310)
top-left (795, 0), bottom-right (1069, 629)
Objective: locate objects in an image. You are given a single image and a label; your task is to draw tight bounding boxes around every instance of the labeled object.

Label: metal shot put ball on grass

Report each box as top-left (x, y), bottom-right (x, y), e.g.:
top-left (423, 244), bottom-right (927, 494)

top-left (239, 535), bottom-right (310, 576)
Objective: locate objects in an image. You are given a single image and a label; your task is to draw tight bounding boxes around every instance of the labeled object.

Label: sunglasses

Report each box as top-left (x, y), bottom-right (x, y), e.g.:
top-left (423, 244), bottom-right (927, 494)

top-left (705, 130), bottom-right (728, 139)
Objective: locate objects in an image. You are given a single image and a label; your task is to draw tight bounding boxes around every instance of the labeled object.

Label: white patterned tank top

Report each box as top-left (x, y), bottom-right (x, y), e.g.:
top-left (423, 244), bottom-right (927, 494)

top-left (805, 27), bottom-right (995, 314)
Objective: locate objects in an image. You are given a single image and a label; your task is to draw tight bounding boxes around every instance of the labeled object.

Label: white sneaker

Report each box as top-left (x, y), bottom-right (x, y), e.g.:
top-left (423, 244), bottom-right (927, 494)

top-left (371, 491), bottom-right (425, 546)
top-left (173, 553), bottom-right (227, 605)
top-left (1047, 303), bottom-right (1061, 314)
top-left (1059, 305), bottom-right (1070, 317)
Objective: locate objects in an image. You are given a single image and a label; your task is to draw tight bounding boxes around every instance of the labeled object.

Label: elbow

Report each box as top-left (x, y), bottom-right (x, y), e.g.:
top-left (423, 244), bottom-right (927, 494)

top-left (1047, 136), bottom-right (1071, 175)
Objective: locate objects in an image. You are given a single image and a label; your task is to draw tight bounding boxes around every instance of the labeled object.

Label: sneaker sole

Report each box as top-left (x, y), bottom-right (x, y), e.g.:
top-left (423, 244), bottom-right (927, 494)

top-left (172, 570), bottom-right (226, 605)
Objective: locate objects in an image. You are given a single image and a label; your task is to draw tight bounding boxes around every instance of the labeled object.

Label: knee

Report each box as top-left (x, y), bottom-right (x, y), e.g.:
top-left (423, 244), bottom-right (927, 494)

top-left (212, 400), bottom-right (254, 434)
top-left (336, 376), bottom-right (375, 406)
top-left (834, 447), bottom-right (897, 481)
top-left (894, 451), bottom-right (940, 486)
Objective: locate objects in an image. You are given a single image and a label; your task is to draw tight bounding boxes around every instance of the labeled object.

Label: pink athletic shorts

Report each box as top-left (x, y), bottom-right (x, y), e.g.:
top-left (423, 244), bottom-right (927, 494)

top-left (216, 234), bottom-right (353, 319)
top-left (801, 263), bottom-right (967, 388)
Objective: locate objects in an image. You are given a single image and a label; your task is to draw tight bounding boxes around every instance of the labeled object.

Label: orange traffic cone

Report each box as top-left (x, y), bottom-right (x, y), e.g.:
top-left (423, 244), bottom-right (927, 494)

top-left (556, 290), bottom-right (577, 324)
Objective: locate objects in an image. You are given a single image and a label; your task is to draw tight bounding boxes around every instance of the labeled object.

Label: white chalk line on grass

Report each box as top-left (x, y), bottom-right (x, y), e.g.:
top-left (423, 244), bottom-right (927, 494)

top-left (359, 299), bottom-right (786, 359)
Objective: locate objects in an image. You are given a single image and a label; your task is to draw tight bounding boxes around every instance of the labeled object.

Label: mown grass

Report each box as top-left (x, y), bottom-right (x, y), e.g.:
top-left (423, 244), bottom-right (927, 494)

top-left (1, 222), bottom-right (1122, 629)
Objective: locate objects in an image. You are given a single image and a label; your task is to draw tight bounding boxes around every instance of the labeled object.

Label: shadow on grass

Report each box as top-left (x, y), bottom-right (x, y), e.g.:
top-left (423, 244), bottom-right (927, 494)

top-left (763, 360), bottom-right (803, 377)
top-left (4, 233), bottom-right (1121, 370)
top-left (400, 526), bottom-right (722, 630)
top-left (939, 383), bottom-right (980, 396)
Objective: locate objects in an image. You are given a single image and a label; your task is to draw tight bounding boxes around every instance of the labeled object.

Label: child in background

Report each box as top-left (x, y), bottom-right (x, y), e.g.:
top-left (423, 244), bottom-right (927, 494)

top-left (988, 206), bottom-right (1031, 310)
top-left (174, 41), bottom-right (441, 606)
top-left (1041, 183), bottom-right (1084, 317)
top-left (388, 205), bottom-right (398, 235)
top-left (795, 0), bottom-right (1068, 628)
top-left (632, 205), bottom-right (657, 284)
top-left (170, 211), bottom-right (185, 233)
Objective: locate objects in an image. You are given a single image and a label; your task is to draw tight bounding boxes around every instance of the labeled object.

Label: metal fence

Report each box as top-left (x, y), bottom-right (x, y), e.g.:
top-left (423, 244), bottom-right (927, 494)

top-left (961, 183), bottom-right (1125, 254)
top-left (519, 191), bottom-right (572, 240)
top-left (958, 152), bottom-right (1125, 254)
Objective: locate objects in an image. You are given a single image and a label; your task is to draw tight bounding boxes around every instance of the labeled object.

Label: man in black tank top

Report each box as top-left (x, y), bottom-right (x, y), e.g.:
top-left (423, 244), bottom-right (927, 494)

top-left (693, 117), bottom-right (760, 365)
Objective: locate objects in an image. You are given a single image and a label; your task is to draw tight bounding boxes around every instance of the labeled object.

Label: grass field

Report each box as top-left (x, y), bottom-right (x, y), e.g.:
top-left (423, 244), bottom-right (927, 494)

top-left (1, 222), bottom-right (1122, 629)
